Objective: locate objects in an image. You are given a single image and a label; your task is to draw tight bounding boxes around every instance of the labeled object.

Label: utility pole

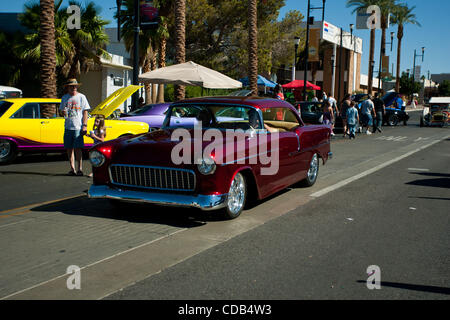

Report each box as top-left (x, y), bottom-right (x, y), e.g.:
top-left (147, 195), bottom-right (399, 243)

top-left (131, 0), bottom-right (140, 111)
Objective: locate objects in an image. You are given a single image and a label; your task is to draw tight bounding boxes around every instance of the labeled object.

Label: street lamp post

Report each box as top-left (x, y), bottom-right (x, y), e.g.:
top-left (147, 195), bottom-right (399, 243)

top-left (303, 0), bottom-right (326, 101)
top-left (377, 31), bottom-right (394, 94)
top-left (293, 37), bottom-right (301, 81)
top-left (412, 47), bottom-right (425, 81)
top-left (131, 0), bottom-right (140, 111)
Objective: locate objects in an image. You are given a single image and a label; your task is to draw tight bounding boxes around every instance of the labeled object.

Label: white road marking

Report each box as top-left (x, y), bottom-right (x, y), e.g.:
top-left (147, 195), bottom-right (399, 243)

top-left (376, 136), bottom-right (408, 142)
top-left (311, 137), bottom-right (448, 198)
top-left (408, 168), bottom-right (430, 172)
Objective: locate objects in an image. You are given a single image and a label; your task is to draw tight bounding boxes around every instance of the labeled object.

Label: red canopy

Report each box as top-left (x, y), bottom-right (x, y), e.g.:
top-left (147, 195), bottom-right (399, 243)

top-left (282, 80), bottom-right (321, 90)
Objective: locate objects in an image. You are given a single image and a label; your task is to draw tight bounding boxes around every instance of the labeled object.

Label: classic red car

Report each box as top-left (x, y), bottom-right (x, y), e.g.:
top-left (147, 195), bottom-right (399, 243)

top-left (88, 97), bottom-right (332, 219)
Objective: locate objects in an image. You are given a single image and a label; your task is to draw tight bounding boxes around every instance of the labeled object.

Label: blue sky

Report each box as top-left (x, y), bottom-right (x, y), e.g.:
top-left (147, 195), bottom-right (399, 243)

top-left (1, 0), bottom-right (448, 77)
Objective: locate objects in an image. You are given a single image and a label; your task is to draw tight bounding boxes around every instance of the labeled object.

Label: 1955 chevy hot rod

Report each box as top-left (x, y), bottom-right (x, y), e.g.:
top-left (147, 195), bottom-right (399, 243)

top-left (88, 96), bottom-right (332, 219)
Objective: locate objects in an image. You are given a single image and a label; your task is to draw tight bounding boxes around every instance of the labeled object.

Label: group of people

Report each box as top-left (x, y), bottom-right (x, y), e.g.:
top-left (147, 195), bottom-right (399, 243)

top-left (304, 90), bottom-right (386, 140)
top-left (59, 78), bottom-right (106, 177)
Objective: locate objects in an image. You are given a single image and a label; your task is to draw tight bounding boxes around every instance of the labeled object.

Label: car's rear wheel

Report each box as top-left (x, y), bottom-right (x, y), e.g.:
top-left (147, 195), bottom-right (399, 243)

top-left (222, 172), bottom-right (247, 219)
top-left (419, 117), bottom-right (424, 127)
top-left (0, 139), bottom-right (17, 164)
top-left (388, 114), bottom-right (399, 126)
top-left (301, 153), bottom-right (319, 187)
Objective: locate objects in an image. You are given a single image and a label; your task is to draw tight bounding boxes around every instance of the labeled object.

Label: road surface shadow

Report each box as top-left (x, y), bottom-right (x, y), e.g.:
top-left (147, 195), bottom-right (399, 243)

top-left (406, 178), bottom-right (450, 189)
top-left (356, 280), bottom-right (450, 295)
top-left (29, 195), bottom-right (234, 227)
top-left (0, 170), bottom-right (77, 177)
top-left (409, 196), bottom-right (450, 201)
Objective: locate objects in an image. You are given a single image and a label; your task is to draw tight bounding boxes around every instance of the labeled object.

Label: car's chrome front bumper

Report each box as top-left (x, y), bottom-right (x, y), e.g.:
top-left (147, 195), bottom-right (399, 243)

top-left (88, 185), bottom-right (228, 211)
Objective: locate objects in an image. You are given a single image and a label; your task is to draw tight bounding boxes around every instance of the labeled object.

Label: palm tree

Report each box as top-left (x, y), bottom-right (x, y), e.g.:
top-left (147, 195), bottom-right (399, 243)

top-left (39, 0), bottom-right (57, 117)
top-left (377, 0), bottom-right (397, 92)
top-left (174, 0), bottom-right (186, 101)
top-left (347, 0), bottom-right (384, 95)
top-left (391, 4), bottom-right (420, 92)
top-left (18, 1), bottom-right (109, 91)
top-left (65, 1), bottom-right (110, 79)
top-left (248, 0), bottom-right (258, 96)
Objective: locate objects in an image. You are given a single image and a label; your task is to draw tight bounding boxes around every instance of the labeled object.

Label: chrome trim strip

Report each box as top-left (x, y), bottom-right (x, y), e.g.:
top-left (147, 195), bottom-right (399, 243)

top-left (88, 185), bottom-right (228, 211)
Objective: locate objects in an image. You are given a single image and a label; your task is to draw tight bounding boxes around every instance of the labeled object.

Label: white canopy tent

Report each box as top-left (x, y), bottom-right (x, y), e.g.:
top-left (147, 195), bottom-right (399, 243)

top-left (138, 61), bottom-right (242, 89)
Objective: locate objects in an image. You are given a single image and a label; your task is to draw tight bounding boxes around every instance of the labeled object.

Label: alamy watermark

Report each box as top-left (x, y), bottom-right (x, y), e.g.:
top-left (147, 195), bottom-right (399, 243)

top-left (66, 5), bottom-right (81, 30)
top-left (66, 265), bottom-right (81, 290)
top-left (366, 265), bottom-right (381, 290)
top-left (170, 124), bottom-right (280, 175)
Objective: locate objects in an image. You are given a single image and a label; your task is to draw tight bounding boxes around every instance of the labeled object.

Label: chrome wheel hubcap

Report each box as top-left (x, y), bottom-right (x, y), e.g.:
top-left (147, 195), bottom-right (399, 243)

top-left (307, 154), bottom-right (318, 182)
top-left (227, 173), bottom-right (246, 215)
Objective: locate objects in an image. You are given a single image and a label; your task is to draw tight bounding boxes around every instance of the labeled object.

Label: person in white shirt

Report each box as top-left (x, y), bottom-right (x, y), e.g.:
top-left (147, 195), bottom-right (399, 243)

top-left (59, 79), bottom-right (90, 176)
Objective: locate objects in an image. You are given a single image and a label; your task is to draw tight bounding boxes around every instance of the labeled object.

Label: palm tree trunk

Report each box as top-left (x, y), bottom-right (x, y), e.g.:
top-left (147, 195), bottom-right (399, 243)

top-left (143, 55), bottom-right (151, 104)
top-left (151, 46), bottom-right (158, 104)
top-left (39, 0), bottom-right (57, 117)
top-left (378, 14), bottom-right (387, 93)
top-left (368, 28), bottom-right (375, 95)
top-left (174, 0), bottom-right (186, 101)
top-left (248, 0), bottom-right (258, 96)
top-left (395, 25), bottom-right (403, 93)
top-left (157, 31), bottom-right (166, 103)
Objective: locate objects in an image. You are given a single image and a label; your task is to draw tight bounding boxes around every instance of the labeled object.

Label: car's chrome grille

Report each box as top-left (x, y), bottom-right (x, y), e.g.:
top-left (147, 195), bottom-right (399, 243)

top-left (110, 165), bottom-right (196, 192)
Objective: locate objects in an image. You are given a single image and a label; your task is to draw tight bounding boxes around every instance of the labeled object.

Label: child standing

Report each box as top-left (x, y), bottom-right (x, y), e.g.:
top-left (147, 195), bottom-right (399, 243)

top-left (87, 115), bottom-right (106, 177)
top-left (346, 101), bottom-right (359, 139)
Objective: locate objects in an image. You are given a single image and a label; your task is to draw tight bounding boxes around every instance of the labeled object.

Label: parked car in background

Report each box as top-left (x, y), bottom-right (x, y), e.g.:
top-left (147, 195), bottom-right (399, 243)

top-left (0, 86), bottom-right (149, 164)
top-left (88, 96), bottom-right (332, 219)
top-left (381, 92), bottom-right (409, 126)
top-left (120, 102), bottom-right (172, 130)
top-left (420, 97), bottom-right (450, 127)
top-left (295, 101), bottom-right (324, 124)
top-left (0, 85), bottom-right (22, 99)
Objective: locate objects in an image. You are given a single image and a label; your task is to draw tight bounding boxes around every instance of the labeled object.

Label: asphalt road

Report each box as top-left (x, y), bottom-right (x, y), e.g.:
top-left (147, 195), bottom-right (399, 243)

top-left (0, 110), bottom-right (448, 300)
top-left (107, 136), bottom-right (450, 300)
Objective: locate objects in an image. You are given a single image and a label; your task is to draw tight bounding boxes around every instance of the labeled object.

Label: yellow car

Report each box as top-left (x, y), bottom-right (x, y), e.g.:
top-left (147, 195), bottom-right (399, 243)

top-left (0, 85), bottom-right (149, 163)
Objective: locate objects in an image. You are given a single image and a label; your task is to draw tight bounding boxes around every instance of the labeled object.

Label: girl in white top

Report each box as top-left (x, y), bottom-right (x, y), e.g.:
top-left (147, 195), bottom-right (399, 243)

top-left (88, 116), bottom-right (106, 177)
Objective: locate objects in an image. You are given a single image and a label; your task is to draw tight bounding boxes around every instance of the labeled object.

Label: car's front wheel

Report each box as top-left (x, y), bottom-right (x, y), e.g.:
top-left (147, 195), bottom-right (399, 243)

top-left (222, 172), bottom-right (247, 219)
top-left (0, 139), bottom-right (17, 164)
top-left (388, 114), bottom-right (399, 126)
top-left (301, 153), bottom-right (319, 187)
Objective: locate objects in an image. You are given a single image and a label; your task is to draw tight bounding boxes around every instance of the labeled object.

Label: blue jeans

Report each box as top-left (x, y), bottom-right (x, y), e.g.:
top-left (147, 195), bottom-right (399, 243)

top-left (374, 112), bottom-right (383, 130)
top-left (64, 129), bottom-right (84, 149)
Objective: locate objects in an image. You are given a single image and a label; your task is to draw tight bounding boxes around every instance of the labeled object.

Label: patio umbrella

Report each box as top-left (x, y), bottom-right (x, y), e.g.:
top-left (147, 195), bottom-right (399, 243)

top-left (282, 80), bottom-right (321, 90)
top-left (138, 61), bottom-right (242, 89)
top-left (239, 75), bottom-right (277, 88)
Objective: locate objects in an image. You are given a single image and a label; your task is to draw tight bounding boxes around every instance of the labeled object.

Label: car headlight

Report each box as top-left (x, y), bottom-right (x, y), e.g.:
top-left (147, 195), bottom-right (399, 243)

top-left (197, 157), bottom-right (216, 175)
top-left (89, 150), bottom-right (105, 167)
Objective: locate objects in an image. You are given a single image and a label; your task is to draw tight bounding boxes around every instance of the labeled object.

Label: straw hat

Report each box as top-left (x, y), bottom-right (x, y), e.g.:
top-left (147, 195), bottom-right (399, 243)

top-left (64, 78), bottom-right (82, 87)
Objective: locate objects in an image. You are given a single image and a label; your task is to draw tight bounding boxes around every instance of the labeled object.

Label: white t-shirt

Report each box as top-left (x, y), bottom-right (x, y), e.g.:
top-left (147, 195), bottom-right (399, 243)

top-left (59, 93), bottom-right (91, 130)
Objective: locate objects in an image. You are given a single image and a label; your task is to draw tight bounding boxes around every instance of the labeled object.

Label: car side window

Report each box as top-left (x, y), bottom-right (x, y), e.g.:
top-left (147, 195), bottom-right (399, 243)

top-left (10, 103), bottom-right (40, 119)
top-left (261, 107), bottom-right (301, 132)
top-left (38, 103), bottom-right (59, 118)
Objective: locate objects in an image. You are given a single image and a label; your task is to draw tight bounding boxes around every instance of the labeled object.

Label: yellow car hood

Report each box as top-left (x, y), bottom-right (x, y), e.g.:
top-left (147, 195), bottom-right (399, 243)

top-left (90, 85), bottom-right (143, 117)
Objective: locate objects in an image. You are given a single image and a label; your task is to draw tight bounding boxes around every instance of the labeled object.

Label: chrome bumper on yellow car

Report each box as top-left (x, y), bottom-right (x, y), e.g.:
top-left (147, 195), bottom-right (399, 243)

top-left (88, 185), bottom-right (228, 211)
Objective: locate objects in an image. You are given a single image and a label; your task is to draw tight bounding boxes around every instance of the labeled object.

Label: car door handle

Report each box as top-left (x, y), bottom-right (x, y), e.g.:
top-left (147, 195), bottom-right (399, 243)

top-left (40, 121), bottom-right (50, 124)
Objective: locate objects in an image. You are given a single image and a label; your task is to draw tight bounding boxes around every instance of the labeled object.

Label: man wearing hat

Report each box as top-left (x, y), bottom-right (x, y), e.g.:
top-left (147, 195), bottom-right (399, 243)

top-left (59, 78), bottom-right (91, 176)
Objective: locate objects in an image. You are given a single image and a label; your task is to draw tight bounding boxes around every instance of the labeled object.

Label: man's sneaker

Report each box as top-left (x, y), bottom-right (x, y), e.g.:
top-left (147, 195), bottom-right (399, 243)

top-left (366, 130), bottom-right (372, 135)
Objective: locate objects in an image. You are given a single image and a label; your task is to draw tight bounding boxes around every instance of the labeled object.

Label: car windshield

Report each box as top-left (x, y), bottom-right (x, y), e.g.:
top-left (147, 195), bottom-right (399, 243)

top-left (127, 104), bottom-right (157, 116)
top-left (163, 104), bottom-right (263, 130)
top-left (300, 103), bottom-right (322, 113)
top-left (0, 100), bottom-right (13, 118)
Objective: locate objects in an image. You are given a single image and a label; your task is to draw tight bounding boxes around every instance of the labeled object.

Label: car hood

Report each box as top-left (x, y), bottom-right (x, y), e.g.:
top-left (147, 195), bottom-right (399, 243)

top-left (90, 85), bottom-right (142, 117)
